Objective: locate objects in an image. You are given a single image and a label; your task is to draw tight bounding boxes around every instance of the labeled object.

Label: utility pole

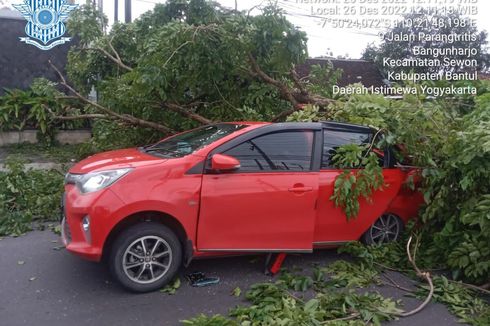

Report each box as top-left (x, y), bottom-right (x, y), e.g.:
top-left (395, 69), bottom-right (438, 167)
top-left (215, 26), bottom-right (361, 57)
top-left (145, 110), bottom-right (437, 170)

top-left (124, 0), bottom-right (131, 23)
top-left (114, 0), bottom-right (118, 22)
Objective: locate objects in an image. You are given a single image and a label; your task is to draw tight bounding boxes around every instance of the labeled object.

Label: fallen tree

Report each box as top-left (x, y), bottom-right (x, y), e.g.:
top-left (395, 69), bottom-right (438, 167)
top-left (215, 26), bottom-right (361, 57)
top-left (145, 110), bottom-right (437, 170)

top-left (43, 1), bottom-right (338, 133)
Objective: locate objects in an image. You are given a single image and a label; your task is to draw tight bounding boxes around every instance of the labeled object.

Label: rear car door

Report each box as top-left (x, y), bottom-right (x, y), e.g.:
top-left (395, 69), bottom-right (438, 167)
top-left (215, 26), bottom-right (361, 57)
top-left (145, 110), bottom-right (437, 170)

top-left (197, 126), bottom-right (321, 252)
top-left (314, 127), bottom-right (406, 244)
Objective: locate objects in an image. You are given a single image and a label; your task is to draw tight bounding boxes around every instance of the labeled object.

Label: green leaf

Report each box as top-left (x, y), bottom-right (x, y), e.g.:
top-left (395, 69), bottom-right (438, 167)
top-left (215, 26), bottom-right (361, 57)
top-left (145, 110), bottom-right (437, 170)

top-left (232, 287), bottom-right (241, 297)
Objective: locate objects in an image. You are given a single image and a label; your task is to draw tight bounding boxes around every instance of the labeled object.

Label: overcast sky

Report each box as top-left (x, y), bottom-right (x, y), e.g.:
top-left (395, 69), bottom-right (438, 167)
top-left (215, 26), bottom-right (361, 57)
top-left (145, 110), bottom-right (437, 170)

top-left (3, 0), bottom-right (489, 58)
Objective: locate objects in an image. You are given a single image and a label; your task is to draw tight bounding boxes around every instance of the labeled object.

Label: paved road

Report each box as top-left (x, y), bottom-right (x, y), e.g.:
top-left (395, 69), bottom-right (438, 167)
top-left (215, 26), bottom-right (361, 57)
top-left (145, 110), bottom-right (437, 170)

top-left (0, 231), bottom-right (460, 326)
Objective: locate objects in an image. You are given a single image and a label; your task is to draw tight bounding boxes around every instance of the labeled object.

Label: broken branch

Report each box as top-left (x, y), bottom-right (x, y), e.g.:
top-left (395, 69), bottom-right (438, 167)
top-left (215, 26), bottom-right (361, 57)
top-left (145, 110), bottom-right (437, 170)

top-left (49, 61), bottom-right (173, 134)
top-left (397, 236), bottom-right (434, 317)
top-left (248, 53), bottom-right (300, 110)
top-left (43, 104), bottom-right (114, 121)
top-left (82, 38), bottom-right (133, 72)
top-left (319, 313), bottom-right (360, 324)
top-left (247, 54), bottom-right (335, 121)
top-left (162, 102), bottom-right (213, 125)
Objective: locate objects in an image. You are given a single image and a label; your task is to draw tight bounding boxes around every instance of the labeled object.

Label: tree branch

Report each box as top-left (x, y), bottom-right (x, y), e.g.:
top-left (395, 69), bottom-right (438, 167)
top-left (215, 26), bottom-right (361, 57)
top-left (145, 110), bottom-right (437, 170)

top-left (82, 38), bottom-right (133, 72)
top-left (247, 53), bottom-right (335, 122)
top-left (163, 102), bottom-right (213, 125)
top-left (381, 272), bottom-right (415, 293)
top-left (162, 41), bottom-right (191, 69)
top-left (248, 53), bottom-right (300, 110)
top-left (319, 313), bottom-right (360, 324)
top-left (448, 280), bottom-right (490, 295)
top-left (49, 61), bottom-right (174, 134)
top-left (396, 236), bottom-right (434, 317)
top-left (42, 104), bottom-right (113, 121)
top-left (290, 68), bottom-right (308, 96)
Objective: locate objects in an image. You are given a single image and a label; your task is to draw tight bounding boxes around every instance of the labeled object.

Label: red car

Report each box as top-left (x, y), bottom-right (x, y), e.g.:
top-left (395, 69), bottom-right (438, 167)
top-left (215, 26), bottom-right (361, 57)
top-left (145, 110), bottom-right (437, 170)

top-left (61, 121), bottom-right (422, 292)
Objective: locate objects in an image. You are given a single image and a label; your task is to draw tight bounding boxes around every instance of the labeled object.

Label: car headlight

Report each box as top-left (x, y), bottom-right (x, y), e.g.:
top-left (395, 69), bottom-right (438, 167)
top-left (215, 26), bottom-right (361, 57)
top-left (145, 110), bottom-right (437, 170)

top-left (65, 168), bottom-right (132, 194)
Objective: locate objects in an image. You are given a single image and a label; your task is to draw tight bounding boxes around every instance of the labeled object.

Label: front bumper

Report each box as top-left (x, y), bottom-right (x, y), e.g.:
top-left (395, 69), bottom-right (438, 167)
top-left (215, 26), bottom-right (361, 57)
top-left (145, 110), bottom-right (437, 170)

top-left (61, 185), bottom-right (125, 262)
top-left (61, 216), bottom-right (100, 261)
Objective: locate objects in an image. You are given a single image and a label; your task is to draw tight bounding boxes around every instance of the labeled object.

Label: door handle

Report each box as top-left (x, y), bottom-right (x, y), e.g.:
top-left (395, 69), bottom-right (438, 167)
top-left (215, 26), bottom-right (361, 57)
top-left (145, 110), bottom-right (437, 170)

top-left (288, 186), bottom-right (313, 193)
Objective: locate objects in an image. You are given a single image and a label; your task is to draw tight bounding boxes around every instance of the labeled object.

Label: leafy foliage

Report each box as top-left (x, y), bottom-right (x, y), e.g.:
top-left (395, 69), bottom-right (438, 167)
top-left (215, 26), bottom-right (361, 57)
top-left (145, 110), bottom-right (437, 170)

top-left (182, 314), bottom-right (236, 326)
top-left (231, 285), bottom-right (401, 326)
top-left (160, 277), bottom-right (181, 295)
top-left (414, 276), bottom-right (490, 325)
top-left (0, 159), bottom-right (64, 236)
top-left (2, 142), bottom-right (88, 163)
top-left (324, 80), bottom-right (490, 283)
top-left (286, 104), bottom-right (321, 122)
top-left (183, 261), bottom-right (404, 326)
top-left (339, 241), bottom-right (490, 325)
top-left (0, 78), bottom-right (87, 142)
top-left (317, 260), bottom-right (380, 288)
top-left (77, 119), bottom-right (164, 156)
top-left (62, 0), bottom-right (308, 134)
top-left (338, 241), bottom-right (408, 270)
top-left (420, 97), bottom-right (490, 283)
top-left (329, 146), bottom-right (384, 219)
top-left (0, 210), bottom-right (32, 237)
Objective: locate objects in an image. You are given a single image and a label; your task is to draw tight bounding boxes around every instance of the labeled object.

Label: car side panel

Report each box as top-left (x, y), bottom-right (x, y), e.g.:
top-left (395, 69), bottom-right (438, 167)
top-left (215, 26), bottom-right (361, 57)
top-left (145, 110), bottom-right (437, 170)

top-left (385, 169), bottom-right (424, 222)
top-left (198, 172), bottom-right (319, 251)
top-left (108, 159), bottom-right (203, 244)
top-left (313, 169), bottom-right (406, 243)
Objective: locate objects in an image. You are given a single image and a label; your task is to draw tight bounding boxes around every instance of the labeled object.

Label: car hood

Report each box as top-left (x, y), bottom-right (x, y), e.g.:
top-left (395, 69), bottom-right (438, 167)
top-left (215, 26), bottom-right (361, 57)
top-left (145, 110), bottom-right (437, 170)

top-left (69, 148), bottom-right (166, 174)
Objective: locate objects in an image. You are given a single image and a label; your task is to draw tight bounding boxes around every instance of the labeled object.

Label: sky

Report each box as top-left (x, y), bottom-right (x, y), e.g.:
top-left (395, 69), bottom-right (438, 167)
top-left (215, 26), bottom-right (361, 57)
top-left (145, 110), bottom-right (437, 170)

top-left (2, 0), bottom-right (489, 58)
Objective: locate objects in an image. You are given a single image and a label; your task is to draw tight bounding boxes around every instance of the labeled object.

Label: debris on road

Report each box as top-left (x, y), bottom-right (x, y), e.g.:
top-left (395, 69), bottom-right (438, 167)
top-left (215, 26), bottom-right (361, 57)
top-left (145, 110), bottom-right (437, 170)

top-left (160, 277), bottom-right (181, 295)
top-left (186, 271), bottom-right (220, 287)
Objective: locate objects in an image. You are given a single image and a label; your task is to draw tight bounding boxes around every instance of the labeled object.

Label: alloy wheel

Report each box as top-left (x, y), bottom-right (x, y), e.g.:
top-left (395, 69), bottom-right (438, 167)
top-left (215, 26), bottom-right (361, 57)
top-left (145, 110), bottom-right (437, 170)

top-left (122, 236), bottom-right (172, 284)
top-left (369, 213), bottom-right (400, 244)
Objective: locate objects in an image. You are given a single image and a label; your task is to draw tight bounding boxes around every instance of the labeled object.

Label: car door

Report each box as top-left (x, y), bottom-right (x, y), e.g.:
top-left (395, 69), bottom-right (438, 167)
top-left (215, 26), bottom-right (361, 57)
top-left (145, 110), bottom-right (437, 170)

top-left (314, 128), bottom-right (405, 244)
top-left (197, 128), bottom-right (321, 252)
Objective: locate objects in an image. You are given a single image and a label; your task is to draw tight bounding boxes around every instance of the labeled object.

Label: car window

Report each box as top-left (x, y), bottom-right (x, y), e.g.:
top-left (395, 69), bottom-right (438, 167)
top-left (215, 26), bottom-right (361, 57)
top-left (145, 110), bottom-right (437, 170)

top-left (223, 131), bottom-right (314, 172)
top-left (143, 124), bottom-right (246, 158)
top-left (322, 129), bottom-right (371, 168)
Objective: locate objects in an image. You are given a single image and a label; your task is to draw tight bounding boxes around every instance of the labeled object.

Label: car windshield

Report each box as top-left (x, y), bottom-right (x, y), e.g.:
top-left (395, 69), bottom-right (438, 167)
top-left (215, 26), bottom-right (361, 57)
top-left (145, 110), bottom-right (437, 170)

top-left (142, 123), bottom-right (246, 158)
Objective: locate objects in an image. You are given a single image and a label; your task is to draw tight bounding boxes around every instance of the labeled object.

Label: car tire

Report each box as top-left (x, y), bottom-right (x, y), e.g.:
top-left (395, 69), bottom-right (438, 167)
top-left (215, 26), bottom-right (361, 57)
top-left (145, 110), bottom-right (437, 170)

top-left (109, 222), bottom-right (182, 293)
top-left (361, 213), bottom-right (404, 245)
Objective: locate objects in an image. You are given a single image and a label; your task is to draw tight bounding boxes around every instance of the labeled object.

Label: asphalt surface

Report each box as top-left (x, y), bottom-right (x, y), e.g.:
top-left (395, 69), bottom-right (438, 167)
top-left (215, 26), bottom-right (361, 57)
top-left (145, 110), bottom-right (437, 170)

top-left (0, 230), bottom-right (460, 326)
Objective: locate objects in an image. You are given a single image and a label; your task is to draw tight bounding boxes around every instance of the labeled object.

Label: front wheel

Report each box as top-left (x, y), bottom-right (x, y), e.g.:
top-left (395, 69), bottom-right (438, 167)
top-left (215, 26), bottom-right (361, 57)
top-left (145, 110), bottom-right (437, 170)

top-left (109, 222), bottom-right (182, 293)
top-left (361, 213), bottom-right (403, 245)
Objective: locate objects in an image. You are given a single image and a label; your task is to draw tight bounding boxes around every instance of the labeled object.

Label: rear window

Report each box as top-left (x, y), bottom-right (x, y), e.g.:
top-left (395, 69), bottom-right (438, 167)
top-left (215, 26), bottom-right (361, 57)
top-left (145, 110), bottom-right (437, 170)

top-left (321, 129), bottom-right (371, 168)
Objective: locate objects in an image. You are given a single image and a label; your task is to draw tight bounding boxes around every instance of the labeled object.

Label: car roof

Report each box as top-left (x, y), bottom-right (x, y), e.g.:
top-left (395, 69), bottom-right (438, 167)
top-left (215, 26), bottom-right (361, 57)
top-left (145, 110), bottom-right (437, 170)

top-left (225, 121), bottom-right (270, 126)
top-left (223, 121), bottom-right (374, 133)
top-left (320, 121), bottom-right (374, 133)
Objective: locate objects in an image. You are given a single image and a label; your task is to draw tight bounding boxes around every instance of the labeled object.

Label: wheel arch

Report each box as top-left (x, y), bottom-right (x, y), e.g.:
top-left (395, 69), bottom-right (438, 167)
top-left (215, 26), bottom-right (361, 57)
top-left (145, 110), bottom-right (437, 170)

top-left (360, 212), bottom-right (404, 245)
top-left (102, 210), bottom-right (192, 263)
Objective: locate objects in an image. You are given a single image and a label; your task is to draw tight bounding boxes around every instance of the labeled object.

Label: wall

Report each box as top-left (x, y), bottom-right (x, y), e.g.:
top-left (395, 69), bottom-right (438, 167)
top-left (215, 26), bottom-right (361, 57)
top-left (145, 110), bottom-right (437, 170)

top-left (0, 8), bottom-right (72, 94)
top-left (0, 130), bottom-right (91, 146)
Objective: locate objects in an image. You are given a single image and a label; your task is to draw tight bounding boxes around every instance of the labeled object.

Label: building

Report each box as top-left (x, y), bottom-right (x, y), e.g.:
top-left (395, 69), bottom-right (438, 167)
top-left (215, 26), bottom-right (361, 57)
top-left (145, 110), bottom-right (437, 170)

top-left (296, 58), bottom-right (386, 88)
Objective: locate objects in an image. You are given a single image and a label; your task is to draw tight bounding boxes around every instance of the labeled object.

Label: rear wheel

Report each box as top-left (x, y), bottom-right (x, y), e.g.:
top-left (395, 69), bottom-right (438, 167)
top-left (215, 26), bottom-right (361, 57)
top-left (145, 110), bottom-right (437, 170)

top-left (361, 213), bottom-right (403, 245)
top-left (109, 222), bottom-right (182, 292)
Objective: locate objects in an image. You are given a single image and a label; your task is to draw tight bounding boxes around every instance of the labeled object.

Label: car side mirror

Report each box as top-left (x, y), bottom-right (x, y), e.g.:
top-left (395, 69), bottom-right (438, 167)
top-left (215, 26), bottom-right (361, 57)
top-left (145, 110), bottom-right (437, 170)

top-left (211, 154), bottom-right (240, 172)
